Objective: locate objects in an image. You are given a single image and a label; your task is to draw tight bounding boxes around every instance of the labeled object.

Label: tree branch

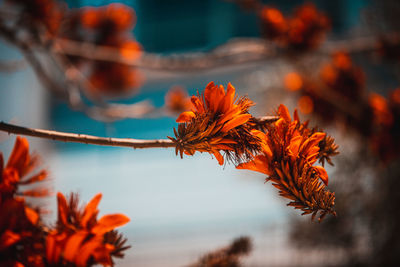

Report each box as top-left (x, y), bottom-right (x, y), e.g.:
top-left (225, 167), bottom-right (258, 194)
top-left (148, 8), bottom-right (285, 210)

top-left (0, 122), bottom-right (175, 149)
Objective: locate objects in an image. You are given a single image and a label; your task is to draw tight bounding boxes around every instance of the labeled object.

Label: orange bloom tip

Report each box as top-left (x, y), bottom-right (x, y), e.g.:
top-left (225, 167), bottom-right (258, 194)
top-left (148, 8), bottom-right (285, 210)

top-left (278, 104), bottom-right (291, 122)
top-left (176, 111), bottom-right (195, 123)
top-left (81, 193), bottom-right (103, 228)
top-left (220, 114), bottom-right (252, 132)
top-left (213, 151), bottom-right (224, 165)
top-left (0, 230), bottom-right (21, 250)
top-left (314, 166), bottom-right (329, 185)
top-left (25, 206), bottom-right (39, 225)
top-left (236, 155), bottom-right (271, 175)
top-left (92, 214), bottom-right (130, 235)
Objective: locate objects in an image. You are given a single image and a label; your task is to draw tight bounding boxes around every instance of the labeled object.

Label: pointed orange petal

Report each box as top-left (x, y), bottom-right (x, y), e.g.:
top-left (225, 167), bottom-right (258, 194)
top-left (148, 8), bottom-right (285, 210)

top-left (236, 155), bottom-right (271, 175)
top-left (176, 111), bottom-right (195, 123)
top-left (81, 193), bottom-right (102, 228)
top-left (92, 243), bottom-right (114, 265)
top-left (45, 234), bottom-right (56, 264)
top-left (0, 230), bottom-right (21, 250)
top-left (25, 206), bottom-right (39, 225)
top-left (314, 166), bottom-right (329, 185)
top-left (64, 231), bottom-right (88, 262)
top-left (219, 83), bottom-right (235, 113)
top-left (204, 81), bottom-right (216, 108)
top-left (251, 130), bottom-right (273, 159)
top-left (91, 214), bottom-right (130, 235)
top-left (212, 151), bottom-right (224, 165)
top-left (75, 237), bottom-right (103, 267)
top-left (191, 96), bottom-right (204, 113)
top-left (57, 192), bottom-right (69, 226)
top-left (278, 104), bottom-right (291, 122)
top-left (218, 106), bottom-right (241, 125)
top-left (6, 137), bottom-right (29, 175)
top-left (220, 114), bottom-right (251, 132)
top-left (211, 85), bottom-right (226, 112)
top-left (288, 135), bottom-right (303, 161)
top-left (20, 170), bottom-right (48, 185)
top-left (294, 109), bottom-right (300, 122)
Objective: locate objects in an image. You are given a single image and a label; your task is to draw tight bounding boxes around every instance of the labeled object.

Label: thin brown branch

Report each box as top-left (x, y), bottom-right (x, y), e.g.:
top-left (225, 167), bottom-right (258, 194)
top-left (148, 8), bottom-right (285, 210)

top-left (0, 122), bottom-right (175, 149)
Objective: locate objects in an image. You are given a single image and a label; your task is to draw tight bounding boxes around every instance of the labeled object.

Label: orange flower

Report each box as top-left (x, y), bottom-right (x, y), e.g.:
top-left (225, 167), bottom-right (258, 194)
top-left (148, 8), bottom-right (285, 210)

top-left (369, 93), bottom-right (393, 127)
top-left (46, 192), bottom-right (130, 267)
top-left (260, 6), bottom-right (287, 40)
top-left (89, 63), bottom-right (143, 97)
top-left (81, 3), bottom-right (135, 31)
top-left (237, 105), bottom-right (337, 220)
top-left (0, 137), bottom-right (49, 201)
top-left (320, 52), bottom-right (365, 101)
top-left (170, 82), bottom-right (261, 165)
top-left (165, 86), bottom-right (192, 113)
top-left (260, 3), bottom-right (330, 51)
top-left (0, 137), bottom-right (48, 267)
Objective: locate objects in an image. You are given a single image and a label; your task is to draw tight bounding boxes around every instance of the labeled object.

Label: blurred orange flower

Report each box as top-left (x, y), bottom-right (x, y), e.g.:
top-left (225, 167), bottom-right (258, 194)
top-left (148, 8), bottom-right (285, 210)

top-left (260, 7), bottom-right (287, 40)
top-left (81, 3), bottom-right (135, 31)
top-left (1, 137), bottom-right (48, 267)
top-left (165, 86), bottom-right (192, 113)
top-left (321, 52), bottom-right (365, 101)
top-left (284, 72), bottom-right (303, 91)
top-left (0, 137), bottom-right (49, 201)
top-left (46, 192), bottom-right (130, 267)
top-left (260, 3), bottom-right (330, 51)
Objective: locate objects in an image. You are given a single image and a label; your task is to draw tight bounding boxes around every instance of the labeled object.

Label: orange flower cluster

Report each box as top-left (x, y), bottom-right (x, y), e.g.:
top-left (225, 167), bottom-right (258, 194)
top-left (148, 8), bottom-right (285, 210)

top-left (283, 53), bottom-right (400, 161)
top-left (0, 137), bottom-right (49, 267)
top-left (237, 105), bottom-right (337, 220)
top-left (46, 193), bottom-right (130, 267)
top-left (368, 90), bottom-right (400, 161)
top-left (8, 0), bottom-right (64, 35)
top-left (170, 82), bottom-right (261, 165)
top-left (321, 52), bottom-right (365, 101)
top-left (61, 3), bottom-right (143, 97)
top-left (164, 86), bottom-right (192, 114)
top-left (172, 82), bottom-right (338, 219)
top-left (1, 138), bottom-right (131, 267)
top-left (260, 3), bottom-right (330, 51)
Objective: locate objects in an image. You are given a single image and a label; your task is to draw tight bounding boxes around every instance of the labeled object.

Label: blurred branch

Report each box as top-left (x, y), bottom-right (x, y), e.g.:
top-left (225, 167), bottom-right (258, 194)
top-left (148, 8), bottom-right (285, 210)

top-left (0, 121), bottom-right (175, 149)
top-left (0, 21), bottom-right (156, 123)
top-left (0, 59), bottom-right (26, 72)
top-left (53, 33), bottom-right (400, 72)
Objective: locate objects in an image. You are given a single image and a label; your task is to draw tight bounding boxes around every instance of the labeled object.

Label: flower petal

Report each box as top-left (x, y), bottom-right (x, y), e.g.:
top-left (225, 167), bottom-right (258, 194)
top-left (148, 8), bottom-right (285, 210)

top-left (314, 166), bottom-right (329, 185)
top-left (278, 104), bottom-right (291, 122)
top-left (81, 193), bottom-right (102, 228)
top-left (220, 114), bottom-right (252, 132)
top-left (0, 230), bottom-right (21, 251)
top-left (91, 214), bottom-right (130, 235)
top-left (57, 192), bottom-right (69, 227)
top-left (236, 155), bottom-right (271, 175)
top-left (64, 231), bottom-right (88, 262)
top-left (6, 137), bottom-right (29, 176)
top-left (212, 151), bottom-right (224, 165)
top-left (25, 206), bottom-right (39, 225)
top-left (176, 111), bottom-right (195, 123)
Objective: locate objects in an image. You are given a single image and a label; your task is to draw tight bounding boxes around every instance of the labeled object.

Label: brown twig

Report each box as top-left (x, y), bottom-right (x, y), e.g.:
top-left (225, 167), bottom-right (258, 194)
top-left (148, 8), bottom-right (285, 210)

top-left (0, 121), bottom-right (175, 149)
